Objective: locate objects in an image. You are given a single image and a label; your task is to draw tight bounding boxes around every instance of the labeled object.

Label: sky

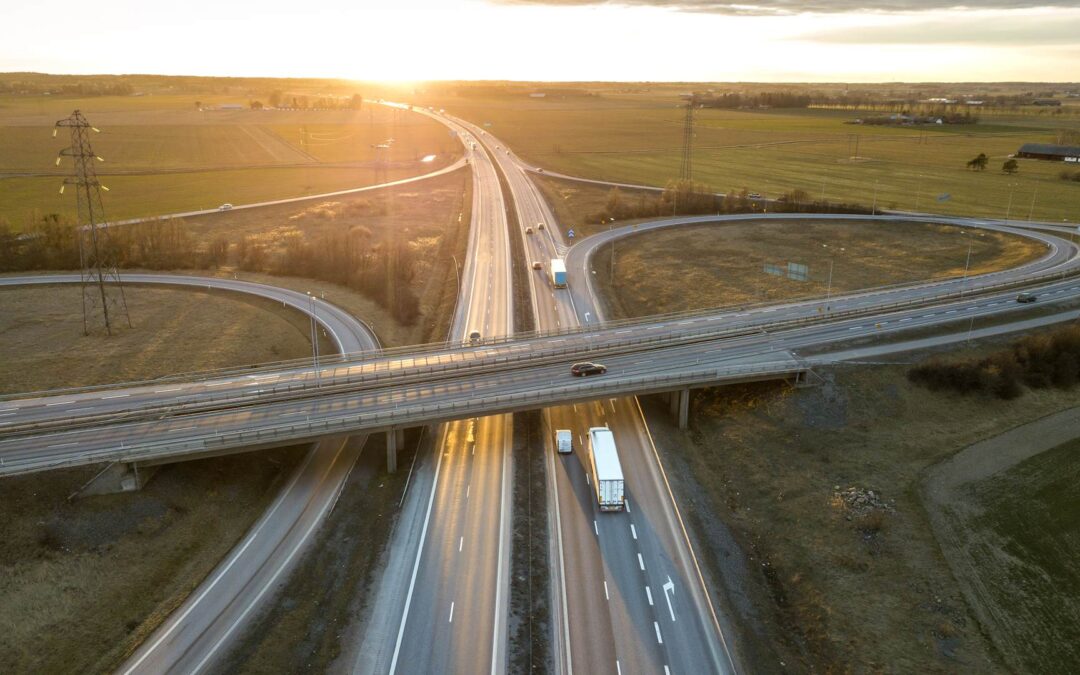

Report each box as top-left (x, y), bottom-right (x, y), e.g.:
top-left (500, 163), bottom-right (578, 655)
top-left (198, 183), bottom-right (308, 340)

top-left (3, 0), bottom-right (1079, 82)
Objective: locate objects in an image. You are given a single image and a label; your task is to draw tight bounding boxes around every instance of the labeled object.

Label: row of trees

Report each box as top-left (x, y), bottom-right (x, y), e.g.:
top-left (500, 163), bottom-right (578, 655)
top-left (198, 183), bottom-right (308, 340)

top-left (0, 79), bottom-right (135, 96)
top-left (908, 324), bottom-right (1080, 400)
top-left (696, 92), bottom-right (812, 109)
top-left (588, 181), bottom-right (871, 224)
top-left (0, 215), bottom-right (421, 325)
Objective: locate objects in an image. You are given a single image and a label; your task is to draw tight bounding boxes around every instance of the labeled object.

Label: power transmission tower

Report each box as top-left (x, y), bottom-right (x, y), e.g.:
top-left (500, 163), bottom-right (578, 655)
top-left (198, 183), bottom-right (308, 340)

top-left (680, 96), bottom-right (695, 182)
top-left (55, 110), bottom-right (130, 336)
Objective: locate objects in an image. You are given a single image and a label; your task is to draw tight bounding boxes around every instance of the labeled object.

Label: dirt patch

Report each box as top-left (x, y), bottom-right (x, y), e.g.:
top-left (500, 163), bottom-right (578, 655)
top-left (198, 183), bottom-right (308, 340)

top-left (641, 333), bottom-right (1080, 672)
top-left (591, 219), bottom-right (1045, 320)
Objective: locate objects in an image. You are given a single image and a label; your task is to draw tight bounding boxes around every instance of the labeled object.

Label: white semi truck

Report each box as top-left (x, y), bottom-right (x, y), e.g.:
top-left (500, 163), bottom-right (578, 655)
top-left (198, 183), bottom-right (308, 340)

top-left (588, 426), bottom-right (625, 512)
top-left (550, 258), bottom-right (567, 288)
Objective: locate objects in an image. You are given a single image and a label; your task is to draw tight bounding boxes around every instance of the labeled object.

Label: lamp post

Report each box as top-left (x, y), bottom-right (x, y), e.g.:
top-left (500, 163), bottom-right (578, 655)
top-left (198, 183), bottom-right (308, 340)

top-left (307, 291), bottom-right (321, 388)
top-left (822, 243), bottom-right (845, 302)
top-left (1027, 186), bottom-right (1038, 222)
top-left (914, 174), bottom-right (923, 212)
top-left (1005, 183), bottom-right (1018, 223)
top-left (871, 179), bottom-right (879, 216)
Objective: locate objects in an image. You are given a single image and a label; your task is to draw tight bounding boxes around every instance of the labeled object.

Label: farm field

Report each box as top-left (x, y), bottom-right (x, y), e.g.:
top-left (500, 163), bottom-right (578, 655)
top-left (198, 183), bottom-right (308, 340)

top-left (433, 93), bottom-right (1080, 223)
top-left (0, 95), bottom-right (461, 227)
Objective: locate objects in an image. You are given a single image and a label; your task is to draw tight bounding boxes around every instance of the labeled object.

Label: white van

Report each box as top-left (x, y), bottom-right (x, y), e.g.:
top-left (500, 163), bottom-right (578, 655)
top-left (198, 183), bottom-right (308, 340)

top-left (555, 429), bottom-right (573, 454)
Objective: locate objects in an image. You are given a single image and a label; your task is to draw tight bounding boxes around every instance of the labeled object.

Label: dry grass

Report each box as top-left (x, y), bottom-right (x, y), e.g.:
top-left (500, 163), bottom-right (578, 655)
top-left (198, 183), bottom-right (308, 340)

top-left (647, 342), bottom-right (1080, 672)
top-left (592, 218), bottom-right (1045, 319)
top-left (0, 284), bottom-right (315, 394)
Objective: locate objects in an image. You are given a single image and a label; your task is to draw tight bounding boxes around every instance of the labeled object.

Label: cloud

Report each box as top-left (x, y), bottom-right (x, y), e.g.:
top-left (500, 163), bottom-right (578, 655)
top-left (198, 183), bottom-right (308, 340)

top-left (805, 13), bottom-right (1080, 44)
top-left (492, 0), bottom-right (1080, 16)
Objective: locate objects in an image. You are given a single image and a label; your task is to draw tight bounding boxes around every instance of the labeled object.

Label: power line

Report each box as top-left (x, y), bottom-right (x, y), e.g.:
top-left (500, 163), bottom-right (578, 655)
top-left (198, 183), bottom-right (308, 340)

top-left (55, 110), bottom-right (130, 335)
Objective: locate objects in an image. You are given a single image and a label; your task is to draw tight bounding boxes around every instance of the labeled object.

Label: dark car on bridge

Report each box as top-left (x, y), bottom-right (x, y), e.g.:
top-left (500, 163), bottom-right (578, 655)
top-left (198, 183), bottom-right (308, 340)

top-left (570, 362), bottom-right (607, 377)
top-left (1016, 292), bottom-right (1037, 303)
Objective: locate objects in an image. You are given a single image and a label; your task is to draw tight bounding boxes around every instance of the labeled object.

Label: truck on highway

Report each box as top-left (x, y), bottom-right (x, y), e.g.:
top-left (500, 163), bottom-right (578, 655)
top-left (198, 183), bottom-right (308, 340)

top-left (588, 426), bottom-right (625, 512)
top-left (550, 258), bottom-right (567, 288)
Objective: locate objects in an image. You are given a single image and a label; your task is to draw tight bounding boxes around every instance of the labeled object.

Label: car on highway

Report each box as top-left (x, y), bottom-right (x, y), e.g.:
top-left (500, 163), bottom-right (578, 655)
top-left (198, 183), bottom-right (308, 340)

top-left (570, 362), bottom-right (607, 377)
top-left (748, 192), bottom-right (762, 200)
top-left (1017, 292), bottom-right (1037, 303)
top-left (525, 226), bottom-right (534, 234)
top-left (537, 222), bottom-right (545, 231)
top-left (532, 261), bottom-right (543, 270)
top-left (468, 330), bottom-right (482, 343)
top-left (537, 168), bottom-right (544, 173)
top-left (218, 203), bottom-right (233, 211)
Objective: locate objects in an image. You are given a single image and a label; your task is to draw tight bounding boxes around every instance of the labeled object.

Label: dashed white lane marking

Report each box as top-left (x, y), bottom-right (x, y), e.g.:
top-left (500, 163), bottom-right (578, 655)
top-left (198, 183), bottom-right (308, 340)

top-left (0, 411), bottom-right (18, 416)
top-left (173, 426), bottom-right (196, 432)
top-left (449, 602), bottom-right (455, 623)
top-left (154, 388), bottom-right (182, 393)
top-left (654, 621), bottom-right (664, 644)
top-left (45, 401), bottom-right (75, 407)
top-left (603, 581), bottom-right (610, 601)
top-left (466, 484), bottom-right (471, 499)
top-left (664, 666), bottom-right (671, 675)
top-left (586, 472), bottom-right (590, 486)
top-left (593, 520), bottom-right (599, 536)
top-left (625, 499), bottom-right (631, 513)
top-left (638, 553), bottom-right (646, 571)
top-left (646, 586), bottom-right (654, 606)
top-left (206, 381), bottom-right (233, 387)
top-left (616, 661), bottom-right (622, 675)
top-left (630, 524), bottom-right (638, 540)
top-left (47, 441), bottom-right (77, 448)
top-left (459, 537), bottom-right (464, 552)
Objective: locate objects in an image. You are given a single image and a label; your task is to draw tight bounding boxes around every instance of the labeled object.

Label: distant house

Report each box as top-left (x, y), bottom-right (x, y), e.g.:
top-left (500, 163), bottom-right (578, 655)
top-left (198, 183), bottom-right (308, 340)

top-left (218, 104), bottom-right (244, 111)
top-left (1016, 143), bottom-right (1080, 162)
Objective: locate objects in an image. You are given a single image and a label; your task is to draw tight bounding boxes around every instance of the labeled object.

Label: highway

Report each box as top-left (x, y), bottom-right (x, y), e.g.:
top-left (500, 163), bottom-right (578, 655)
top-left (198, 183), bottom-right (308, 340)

top-left (4, 105), bottom-right (1080, 675)
top-left (0, 273), bottom-right (379, 675)
top-left (349, 107), bottom-right (514, 675)
top-left (468, 118), bottom-right (740, 674)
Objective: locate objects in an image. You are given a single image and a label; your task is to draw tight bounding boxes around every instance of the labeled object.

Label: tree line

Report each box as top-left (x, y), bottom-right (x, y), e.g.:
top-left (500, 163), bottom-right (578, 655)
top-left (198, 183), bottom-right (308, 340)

top-left (589, 180), bottom-right (871, 224)
top-left (0, 215), bottom-right (421, 325)
top-left (908, 324), bottom-right (1080, 399)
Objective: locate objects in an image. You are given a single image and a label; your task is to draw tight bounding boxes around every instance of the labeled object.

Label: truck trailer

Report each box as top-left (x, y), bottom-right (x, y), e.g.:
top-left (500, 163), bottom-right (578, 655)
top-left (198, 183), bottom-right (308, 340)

top-left (588, 427), bottom-right (625, 512)
top-left (550, 258), bottom-right (567, 288)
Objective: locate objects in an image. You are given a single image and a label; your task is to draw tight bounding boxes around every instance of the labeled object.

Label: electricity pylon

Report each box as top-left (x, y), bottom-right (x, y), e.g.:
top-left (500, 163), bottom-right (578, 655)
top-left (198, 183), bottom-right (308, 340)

top-left (55, 110), bottom-right (130, 335)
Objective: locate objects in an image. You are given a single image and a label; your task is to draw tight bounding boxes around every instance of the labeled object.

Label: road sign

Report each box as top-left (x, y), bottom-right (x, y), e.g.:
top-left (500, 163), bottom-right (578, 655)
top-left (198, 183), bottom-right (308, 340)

top-left (568, 228), bottom-right (575, 239)
top-left (937, 193), bottom-right (951, 202)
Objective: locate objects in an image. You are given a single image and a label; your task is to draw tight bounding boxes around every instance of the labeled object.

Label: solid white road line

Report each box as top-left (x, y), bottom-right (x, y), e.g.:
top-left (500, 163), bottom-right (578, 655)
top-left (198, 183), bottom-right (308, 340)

top-left (604, 580), bottom-right (610, 601)
top-left (389, 425), bottom-right (451, 674)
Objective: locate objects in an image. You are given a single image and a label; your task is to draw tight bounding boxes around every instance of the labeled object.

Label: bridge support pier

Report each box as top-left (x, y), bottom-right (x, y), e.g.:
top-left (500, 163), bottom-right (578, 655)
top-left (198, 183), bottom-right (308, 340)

top-left (676, 388), bottom-right (690, 430)
top-left (74, 461), bottom-right (159, 498)
top-left (387, 429), bottom-right (399, 474)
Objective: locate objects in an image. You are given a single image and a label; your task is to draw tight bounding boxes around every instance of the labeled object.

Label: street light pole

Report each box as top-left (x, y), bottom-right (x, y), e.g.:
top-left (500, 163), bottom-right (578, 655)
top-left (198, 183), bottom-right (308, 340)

top-left (1027, 186), bottom-right (1038, 222)
top-left (1005, 183), bottom-right (1017, 223)
top-left (872, 179), bottom-right (879, 216)
top-left (307, 291), bottom-right (321, 388)
top-left (960, 232), bottom-right (973, 298)
top-left (826, 258), bottom-right (834, 301)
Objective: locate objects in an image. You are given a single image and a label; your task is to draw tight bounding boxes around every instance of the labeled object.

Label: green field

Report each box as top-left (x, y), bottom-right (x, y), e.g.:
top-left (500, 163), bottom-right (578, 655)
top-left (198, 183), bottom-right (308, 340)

top-left (947, 438), bottom-right (1080, 673)
top-left (430, 93), bottom-right (1080, 223)
top-left (0, 95), bottom-right (461, 228)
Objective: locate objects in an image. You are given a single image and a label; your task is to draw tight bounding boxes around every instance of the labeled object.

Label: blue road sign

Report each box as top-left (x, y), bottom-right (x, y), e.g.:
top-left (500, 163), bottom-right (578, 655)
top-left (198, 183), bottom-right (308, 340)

top-left (568, 229), bottom-right (575, 239)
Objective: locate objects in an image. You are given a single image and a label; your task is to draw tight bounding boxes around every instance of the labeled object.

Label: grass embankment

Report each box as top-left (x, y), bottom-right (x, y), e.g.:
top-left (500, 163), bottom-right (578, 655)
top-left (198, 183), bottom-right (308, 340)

top-left (0, 285), bottom-right (318, 673)
top-left (435, 94), bottom-right (1079, 223)
top-left (0, 97), bottom-right (461, 227)
top-left (929, 437), bottom-right (1080, 674)
top-left (590, 218), bottom-right (1044, 319)
top-left (643, 338), bottom-right (1080, 672)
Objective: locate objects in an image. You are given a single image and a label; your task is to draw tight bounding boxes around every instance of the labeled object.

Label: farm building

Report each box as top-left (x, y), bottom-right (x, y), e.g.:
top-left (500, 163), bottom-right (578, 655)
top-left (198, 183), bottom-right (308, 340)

top-left (1016, 143), bottom-right (1080, 163)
